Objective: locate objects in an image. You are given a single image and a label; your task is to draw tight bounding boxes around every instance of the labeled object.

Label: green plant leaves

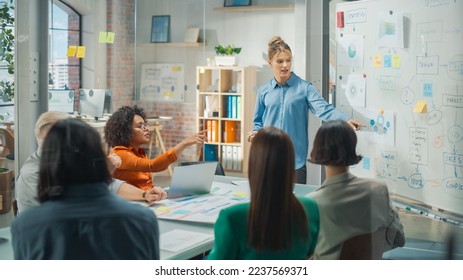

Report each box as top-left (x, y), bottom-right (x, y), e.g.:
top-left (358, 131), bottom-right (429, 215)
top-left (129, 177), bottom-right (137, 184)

top-left (215, 44), bottom-right (241, 56)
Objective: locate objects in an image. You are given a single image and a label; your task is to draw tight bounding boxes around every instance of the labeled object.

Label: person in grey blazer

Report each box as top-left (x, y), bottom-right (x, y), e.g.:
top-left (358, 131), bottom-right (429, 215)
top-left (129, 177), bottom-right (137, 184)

top-left (308, 120), bottom-right (405, 259)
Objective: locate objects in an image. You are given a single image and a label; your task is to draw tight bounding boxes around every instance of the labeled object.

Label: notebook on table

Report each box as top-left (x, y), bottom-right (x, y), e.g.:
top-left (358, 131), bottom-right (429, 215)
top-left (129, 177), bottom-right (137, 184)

top-left (166, 162), bottom-right (217, 199)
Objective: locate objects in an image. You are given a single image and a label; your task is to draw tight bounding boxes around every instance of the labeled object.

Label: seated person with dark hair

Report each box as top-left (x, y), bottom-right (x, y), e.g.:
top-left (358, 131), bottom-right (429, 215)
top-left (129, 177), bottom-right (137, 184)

top-left (11, 119), bottom-right (160, 259)
top-left (16, 111), bottom-right (164, 214)
top-left (307, 120), bottom-right (405, 259)
top-left (104, 105), bottom-right (206, 190)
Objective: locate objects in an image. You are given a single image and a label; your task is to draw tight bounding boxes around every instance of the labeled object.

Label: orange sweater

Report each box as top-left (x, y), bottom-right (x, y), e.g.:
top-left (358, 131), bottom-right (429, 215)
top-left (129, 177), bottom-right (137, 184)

top-left (111, 146), bottom-right (177, 190)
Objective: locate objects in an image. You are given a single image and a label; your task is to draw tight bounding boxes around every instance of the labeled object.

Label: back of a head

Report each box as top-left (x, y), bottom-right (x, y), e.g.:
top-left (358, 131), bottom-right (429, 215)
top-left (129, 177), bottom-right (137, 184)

top-left (248, 126), bottom-right (303, 251)
top-left (309, 120), bottom-right (362, 166)
top-left (249, 126), bottom-right (294, 198)
top-left (39, 118), bottom-right (111, 201)
top-left (35, 111), bottom-right (70, 147)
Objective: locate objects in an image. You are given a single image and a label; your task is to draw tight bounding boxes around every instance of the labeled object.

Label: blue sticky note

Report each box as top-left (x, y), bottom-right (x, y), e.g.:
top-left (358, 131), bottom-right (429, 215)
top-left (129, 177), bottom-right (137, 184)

top-left (423, 83), bottom-right (433, 97)
top-left (383, 54), bottom-right (392, 68)
top-left (363, 157), bottom-right (371, 170)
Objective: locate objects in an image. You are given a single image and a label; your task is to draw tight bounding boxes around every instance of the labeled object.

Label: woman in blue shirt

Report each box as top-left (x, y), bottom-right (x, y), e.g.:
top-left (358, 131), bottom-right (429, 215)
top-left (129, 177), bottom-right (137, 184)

top-left (249, 36), bottom-right (363, 183)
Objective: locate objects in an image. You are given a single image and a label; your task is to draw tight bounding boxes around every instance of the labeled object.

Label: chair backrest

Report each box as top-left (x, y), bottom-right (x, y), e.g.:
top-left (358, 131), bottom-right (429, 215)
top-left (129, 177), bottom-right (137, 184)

top-left (340, 228), bottom-right (387, 260)
top-left (177, 161), bottom-right (225, 176)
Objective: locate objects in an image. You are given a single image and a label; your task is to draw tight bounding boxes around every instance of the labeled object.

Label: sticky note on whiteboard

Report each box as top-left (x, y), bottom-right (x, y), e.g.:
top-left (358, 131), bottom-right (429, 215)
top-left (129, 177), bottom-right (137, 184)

top-left (413, 99), bottom-right (427, 113)
top-left (363, 157), bottom-right (371, 170)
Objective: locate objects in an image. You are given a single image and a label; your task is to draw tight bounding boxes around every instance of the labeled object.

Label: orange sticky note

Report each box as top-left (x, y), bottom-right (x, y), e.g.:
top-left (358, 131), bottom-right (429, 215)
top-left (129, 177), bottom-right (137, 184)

top-left (413, 100), bottom-right (427, 113)
top-left (373, 55), bottom-right (382, 68)
top-left (99, 32), bottom-right (107, 43)
top-left (106, 32), bottom-right (115, 44)
top-left (379, 108), bottom-right (384, 115)
top-left (76, 46), bottom-right (86, 58)
top-left (66, 46), bottom-right (77, 57)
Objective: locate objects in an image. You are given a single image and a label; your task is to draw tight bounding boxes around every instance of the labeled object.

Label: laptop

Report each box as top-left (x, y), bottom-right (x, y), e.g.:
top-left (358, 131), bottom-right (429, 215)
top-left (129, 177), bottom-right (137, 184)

top-left (166, 162), bottom-right (217, 199)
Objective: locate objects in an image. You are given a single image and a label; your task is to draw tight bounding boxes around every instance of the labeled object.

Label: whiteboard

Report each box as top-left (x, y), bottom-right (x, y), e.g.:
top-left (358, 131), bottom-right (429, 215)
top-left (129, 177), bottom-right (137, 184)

top-left (140, 63), bottom-right (185, 102)
top-left (335, 0), bottom-right (463, 215)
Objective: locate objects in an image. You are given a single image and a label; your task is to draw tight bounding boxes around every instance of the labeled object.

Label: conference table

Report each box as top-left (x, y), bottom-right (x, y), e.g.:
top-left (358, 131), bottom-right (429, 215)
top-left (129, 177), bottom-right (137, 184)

top-left (1, 175), bottom-right (459, 260)
top-left (0, 175), bottom-right (316, 260)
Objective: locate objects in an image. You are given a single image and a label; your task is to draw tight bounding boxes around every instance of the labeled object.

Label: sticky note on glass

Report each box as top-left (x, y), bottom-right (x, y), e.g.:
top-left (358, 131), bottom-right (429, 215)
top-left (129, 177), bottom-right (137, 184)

top-left (99, 32), bottom-right (108, 43)
top-left (383, 54), bottom-right (392, 68)
top-left (373, 55), bottom-right (382, 68)
top-left (106, 32), bottom-right (115, 44)
top-left (363, 157), bottom-right (371, 170)
top-left (392, 54), bottom-right (401, 68)
top-left (413, 100), bottom-right (427, 113)
top-left (76, 46), bottom-right (86, 58)
top-left (66, 45), bottom-right (77, 57)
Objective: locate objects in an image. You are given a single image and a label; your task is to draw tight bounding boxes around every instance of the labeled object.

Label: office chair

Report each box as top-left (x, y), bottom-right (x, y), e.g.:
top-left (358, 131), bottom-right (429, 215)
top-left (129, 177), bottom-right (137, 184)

top-left (177, 161), bottom-right (225, 176)
top-left (339, 228), bottom-right (387, 260)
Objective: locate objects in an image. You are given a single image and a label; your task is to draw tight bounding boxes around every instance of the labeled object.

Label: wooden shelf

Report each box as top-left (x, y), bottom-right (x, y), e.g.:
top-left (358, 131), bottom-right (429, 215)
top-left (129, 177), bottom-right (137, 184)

top-left (139, 42), bottom-right (205, 47)
top-left (213, 4), bottom-right (294, 13)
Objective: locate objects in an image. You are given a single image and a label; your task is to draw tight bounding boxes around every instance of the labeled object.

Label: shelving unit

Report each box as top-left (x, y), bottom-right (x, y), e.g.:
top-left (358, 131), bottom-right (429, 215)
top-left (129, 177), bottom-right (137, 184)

top-left (138, 42), bottom-right (205, 48)
top-left (213, 4), bottom-right (294, 13)
top-left (196, 66), bottom-right (256, 174)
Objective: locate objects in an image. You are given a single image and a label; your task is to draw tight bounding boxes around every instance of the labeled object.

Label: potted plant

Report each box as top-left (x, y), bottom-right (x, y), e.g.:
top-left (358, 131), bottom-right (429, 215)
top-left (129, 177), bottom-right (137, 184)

top-left (0, 0), bottom-right (14, 102)
top-left (214, 44), bottom-right (241, 66)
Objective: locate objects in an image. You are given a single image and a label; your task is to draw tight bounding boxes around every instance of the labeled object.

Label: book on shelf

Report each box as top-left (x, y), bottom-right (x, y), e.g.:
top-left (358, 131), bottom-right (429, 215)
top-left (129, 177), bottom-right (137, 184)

top-left (224, 120), bottom-right (237, 143)
top-left (204, 144), bottom-right (218, 161)
top-left (231, 96), bottom-right (237, 119)
top-left (206, 120), bottom-right (212, 142)
top-left (211, 120), bottom-right (219, 142)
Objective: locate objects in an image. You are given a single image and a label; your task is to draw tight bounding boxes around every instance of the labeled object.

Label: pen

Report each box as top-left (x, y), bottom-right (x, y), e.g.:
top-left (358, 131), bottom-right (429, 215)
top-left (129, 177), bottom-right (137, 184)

top-left (405, 206), bottom-right (424, 215)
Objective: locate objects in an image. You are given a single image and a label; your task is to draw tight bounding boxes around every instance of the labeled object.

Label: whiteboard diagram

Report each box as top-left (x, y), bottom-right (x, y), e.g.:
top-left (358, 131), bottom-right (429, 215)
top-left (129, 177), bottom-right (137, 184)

top-left (335, 0), bottom-right (463, 215)
top-left (140, 63), bottom-right (185, 102)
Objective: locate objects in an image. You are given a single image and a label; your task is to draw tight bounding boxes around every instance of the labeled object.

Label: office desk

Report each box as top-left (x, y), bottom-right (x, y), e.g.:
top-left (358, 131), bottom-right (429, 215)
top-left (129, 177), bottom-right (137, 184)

top-left (0, 176), bottom-right (315, 260)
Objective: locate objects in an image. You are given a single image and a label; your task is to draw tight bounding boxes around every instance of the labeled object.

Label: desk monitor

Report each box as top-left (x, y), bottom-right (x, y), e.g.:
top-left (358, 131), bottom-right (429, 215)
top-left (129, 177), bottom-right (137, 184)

top-left (48, 89), bottom-right (75, 114)
top-left (78, 89), bottom-right (107, 121)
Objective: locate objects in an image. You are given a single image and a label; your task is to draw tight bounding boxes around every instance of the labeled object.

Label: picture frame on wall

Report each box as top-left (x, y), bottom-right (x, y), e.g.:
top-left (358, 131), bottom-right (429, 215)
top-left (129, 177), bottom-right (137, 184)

top-left (151, 15), bottom-right (170, 43)
top-left (224, 0), bottom-right (251, 7)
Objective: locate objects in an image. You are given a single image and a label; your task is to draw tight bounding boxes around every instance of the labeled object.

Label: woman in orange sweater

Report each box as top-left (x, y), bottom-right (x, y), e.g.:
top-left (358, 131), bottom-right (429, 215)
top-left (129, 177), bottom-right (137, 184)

top-left (104, 105), bottom-right (206, 192)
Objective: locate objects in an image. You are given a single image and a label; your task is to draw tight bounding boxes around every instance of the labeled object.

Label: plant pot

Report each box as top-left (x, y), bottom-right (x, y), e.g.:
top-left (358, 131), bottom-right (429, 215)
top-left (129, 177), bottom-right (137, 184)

top-left (215, 56), bottom-right (238, 66)
top-left (0, 168), bottom-right (13, 214)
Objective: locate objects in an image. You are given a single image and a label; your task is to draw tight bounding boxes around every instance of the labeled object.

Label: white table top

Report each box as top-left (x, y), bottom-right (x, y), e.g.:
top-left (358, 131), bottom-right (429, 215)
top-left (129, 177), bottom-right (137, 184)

top-left (0, 176), bottom-right (316, 260)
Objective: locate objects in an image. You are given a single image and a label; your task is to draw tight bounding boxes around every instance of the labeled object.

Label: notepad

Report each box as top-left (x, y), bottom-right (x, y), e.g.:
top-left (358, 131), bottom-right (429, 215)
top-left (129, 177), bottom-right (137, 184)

top-left (160, 229), bottom-right (213, 252)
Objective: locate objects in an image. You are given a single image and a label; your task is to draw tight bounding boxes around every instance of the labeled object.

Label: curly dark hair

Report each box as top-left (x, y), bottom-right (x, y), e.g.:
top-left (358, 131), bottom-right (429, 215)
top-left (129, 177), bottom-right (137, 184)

top-left (104, 105), bottom-right (147, 147)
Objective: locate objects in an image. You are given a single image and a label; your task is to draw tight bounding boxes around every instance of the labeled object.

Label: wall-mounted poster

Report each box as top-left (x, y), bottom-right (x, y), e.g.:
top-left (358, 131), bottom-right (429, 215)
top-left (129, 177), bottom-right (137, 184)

top-left (140, 63), bottom-right (185, 102)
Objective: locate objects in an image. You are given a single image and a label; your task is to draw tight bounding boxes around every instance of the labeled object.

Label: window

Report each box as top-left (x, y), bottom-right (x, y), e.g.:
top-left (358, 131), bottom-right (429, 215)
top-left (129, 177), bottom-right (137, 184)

top-left (48, 0), bottom-right (81, 90)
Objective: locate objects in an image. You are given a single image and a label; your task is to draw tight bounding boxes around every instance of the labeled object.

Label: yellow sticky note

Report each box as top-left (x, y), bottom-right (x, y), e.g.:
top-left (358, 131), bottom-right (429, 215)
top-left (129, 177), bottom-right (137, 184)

top-left (413, 100), bottom-right (427, 113)
top-left (106, 32), bottom-right (115, 44)
top-left (66, 46), bottom-right (77, 57)
top-left (233, 192), bottom-right (247, 198)
top-left (99, 32), bottom-right (108, 43)
top-left (392, 54), bottom-right (401, 68)
top-left (373, 55), bottom-right (382, 68)
top-left (76, 46), bottom-right (86, 58)
top-left (379, 108), bottom-right (384, 115)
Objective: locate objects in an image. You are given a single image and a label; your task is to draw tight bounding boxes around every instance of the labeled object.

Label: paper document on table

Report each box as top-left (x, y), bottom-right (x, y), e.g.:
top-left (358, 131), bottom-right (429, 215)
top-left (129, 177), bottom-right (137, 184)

top-left (160, 229), bottom-right (213, 252)
top-left (150, 182), bottom-right (250, 223)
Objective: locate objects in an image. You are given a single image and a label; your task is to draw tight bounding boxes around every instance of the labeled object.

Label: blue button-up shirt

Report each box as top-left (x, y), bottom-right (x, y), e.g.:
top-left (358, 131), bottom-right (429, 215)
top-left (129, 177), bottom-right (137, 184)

top-left (253, 72), bottom-right (349, 169)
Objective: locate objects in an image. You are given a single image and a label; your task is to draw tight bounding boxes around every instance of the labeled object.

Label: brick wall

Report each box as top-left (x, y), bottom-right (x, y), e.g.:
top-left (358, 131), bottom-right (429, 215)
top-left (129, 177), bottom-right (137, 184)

top-left (106, 0), bottom-right (197, 161)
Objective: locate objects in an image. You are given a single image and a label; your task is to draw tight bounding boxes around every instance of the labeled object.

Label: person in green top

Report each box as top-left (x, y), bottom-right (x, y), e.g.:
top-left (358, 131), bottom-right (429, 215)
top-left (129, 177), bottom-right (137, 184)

top-left (208, 126), bottom-right (320, 260)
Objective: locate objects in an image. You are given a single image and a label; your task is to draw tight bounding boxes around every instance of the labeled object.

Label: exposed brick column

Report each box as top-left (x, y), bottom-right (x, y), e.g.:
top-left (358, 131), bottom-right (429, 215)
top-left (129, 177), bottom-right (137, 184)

top-left (107, 0), bottom-right (135, 108)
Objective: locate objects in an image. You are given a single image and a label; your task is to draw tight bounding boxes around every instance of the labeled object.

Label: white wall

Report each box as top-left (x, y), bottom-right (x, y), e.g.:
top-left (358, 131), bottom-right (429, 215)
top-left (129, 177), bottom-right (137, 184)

top-left (135, 0), bottom-right (303, 103)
